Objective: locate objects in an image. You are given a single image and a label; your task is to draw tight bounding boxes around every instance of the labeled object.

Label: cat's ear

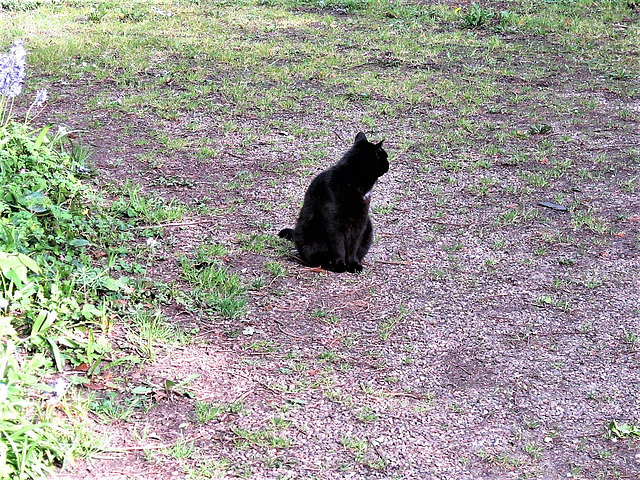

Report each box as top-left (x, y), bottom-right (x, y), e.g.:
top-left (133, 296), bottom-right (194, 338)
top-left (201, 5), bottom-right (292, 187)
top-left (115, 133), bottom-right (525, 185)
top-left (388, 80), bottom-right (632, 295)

top-left (355, 132), bottom-right (368, 143)
top-left (376, 140), bottom-right (385, 148)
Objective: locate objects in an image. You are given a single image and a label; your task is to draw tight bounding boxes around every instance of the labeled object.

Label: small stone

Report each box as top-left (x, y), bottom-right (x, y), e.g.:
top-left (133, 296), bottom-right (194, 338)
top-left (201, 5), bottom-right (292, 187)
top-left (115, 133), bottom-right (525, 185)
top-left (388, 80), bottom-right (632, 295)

top-left (242, 326), bottom-right (255, 336)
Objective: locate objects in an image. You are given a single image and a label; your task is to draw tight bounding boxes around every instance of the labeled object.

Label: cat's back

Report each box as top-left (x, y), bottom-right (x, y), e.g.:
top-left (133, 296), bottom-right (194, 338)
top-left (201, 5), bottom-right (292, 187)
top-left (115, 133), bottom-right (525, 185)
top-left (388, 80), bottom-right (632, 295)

top-left (302, 164), bottom-right (340, 204)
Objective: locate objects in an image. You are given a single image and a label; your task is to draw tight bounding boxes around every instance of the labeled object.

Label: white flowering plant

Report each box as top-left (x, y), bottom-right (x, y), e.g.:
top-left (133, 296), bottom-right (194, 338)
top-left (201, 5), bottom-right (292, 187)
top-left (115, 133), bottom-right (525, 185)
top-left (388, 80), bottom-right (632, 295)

top-left (0, 39), bottom-right (48, 126)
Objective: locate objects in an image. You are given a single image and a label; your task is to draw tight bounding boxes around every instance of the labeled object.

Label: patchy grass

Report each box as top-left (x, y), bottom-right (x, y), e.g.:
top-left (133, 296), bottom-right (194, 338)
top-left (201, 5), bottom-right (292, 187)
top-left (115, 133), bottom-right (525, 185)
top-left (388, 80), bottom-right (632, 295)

top-left (2, 0), bottom-right (639, 478)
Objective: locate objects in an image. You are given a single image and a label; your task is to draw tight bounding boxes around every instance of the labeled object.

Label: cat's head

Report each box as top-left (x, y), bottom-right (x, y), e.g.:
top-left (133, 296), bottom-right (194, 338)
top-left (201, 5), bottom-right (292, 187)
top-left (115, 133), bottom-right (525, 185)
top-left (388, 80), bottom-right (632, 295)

top-left (352, 131), bottom-right (389, 178)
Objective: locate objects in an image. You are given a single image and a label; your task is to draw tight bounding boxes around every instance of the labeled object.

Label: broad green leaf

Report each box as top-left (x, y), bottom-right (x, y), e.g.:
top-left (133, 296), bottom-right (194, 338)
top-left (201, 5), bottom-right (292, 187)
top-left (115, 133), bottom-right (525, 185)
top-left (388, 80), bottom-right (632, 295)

top-left (16, 254), bottom-right (39, 274)
top-left (0, 254), bottom-right (24, 273)
top-left (12, 282), bottom-right (38, 302)
top-left (46, 338), bottom-right (64, 372)
top-left (0, 253), bottom-right (39, 289)
top-left (42, 310), bottom-right (58, 333)
top-left (81, 303), bottom-right (102, 320)
top-left (102, 277), bottom-right (123, 291)
top-left (33, 124), bottom-right (52, 149)
top-left (22, 192), bottom-right (48, 213)
top-left (69, 239), bottom-right (90, 247)
top-left (3, 265), bottom-right (27, 288)
top-left (31, 310), bottom-right (47, 336)
top-left (31, 310), bottom-right (57, 336)
top-left (0, 314), bottom-right (16, 337)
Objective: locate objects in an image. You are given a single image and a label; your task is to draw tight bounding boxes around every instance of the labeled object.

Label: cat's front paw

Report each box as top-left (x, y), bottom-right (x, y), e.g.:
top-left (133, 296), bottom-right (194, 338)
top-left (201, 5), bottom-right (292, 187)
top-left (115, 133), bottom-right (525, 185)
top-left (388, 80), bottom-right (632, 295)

top-left (347, 262), bottom-right (363, 273)
top-left (323, 260), bottom-right (347, 273)
top-left (334, 261), bottom-right (348, 273)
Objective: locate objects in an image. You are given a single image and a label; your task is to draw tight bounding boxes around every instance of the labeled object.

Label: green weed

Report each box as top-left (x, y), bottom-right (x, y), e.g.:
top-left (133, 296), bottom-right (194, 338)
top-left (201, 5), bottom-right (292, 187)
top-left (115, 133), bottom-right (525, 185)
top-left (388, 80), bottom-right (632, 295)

top-left (125, 309), bottom-right (185, 361)
top-left (378, 307), bottom-right (409, 341)
top-left (109, 180), bottom-right (185, 225)
top-left (232, 427), bottom-right (291, 449)
top-left (622, 329), bottom-right (639, 347)
top-left (88, 3), bottom-right (109, 22)
top-left (185, 458), bottom-right (232, 479)
top-left (194, 401), bottom-right (226, 423)
top-left (571, 210), bottom-right (612, 234)
top-left (459, 3), bottom-right (494, 29)
top-left (264, 260), bottom-right (287, 277)
top-left (605, 420), bottom-right (640, 439)
top-left (498, 206), bottom-right (538, 225)
top-left (340, 435), bottom-right (387, 470)
top-left (238, 233), bottom-right (290, 257)
top-left (89, 392), bottom-right (140, 422)
top-left (180, 255), bottom-right (247, 318)
top-left (311, 308), bottom-right (340, 324)
top-left (529, 124), bottom-right (552, 135)
top-left (355, 406), bottom-right (379, 423)
top-left (523, 442), bottom-right (544, 460)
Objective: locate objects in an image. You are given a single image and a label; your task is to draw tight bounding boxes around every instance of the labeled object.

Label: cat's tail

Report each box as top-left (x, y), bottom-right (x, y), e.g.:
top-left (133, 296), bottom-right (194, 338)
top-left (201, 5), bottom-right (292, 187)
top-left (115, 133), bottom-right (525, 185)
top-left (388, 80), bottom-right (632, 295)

top-left (278, 228), bottom-right (294, 242)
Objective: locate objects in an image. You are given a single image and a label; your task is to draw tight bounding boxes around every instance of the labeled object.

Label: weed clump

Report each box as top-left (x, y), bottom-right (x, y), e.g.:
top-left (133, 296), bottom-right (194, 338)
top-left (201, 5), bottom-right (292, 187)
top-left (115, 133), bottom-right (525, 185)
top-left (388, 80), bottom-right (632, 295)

top-left (458, 3), bottom-right (494, 29)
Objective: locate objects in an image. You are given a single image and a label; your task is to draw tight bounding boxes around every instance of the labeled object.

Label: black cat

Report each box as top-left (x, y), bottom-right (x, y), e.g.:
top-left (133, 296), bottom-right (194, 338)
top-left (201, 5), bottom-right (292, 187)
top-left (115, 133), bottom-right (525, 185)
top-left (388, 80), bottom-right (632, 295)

top-left (278, 132), bottom-right (389, 273)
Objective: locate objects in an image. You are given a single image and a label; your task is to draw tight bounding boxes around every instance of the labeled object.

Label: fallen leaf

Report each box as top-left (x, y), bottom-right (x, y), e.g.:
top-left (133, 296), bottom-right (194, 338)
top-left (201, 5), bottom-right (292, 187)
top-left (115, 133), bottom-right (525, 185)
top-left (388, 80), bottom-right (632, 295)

top-left (86, 381), bottom-right (106, 390)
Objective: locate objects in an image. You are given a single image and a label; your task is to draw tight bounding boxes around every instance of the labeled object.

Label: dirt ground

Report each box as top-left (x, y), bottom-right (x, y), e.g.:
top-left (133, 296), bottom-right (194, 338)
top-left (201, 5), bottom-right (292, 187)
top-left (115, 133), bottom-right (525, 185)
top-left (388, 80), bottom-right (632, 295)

top-left (49, 87), bottom-right (639, 480)
top-left (27, 4), bottom-right (639, 480)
